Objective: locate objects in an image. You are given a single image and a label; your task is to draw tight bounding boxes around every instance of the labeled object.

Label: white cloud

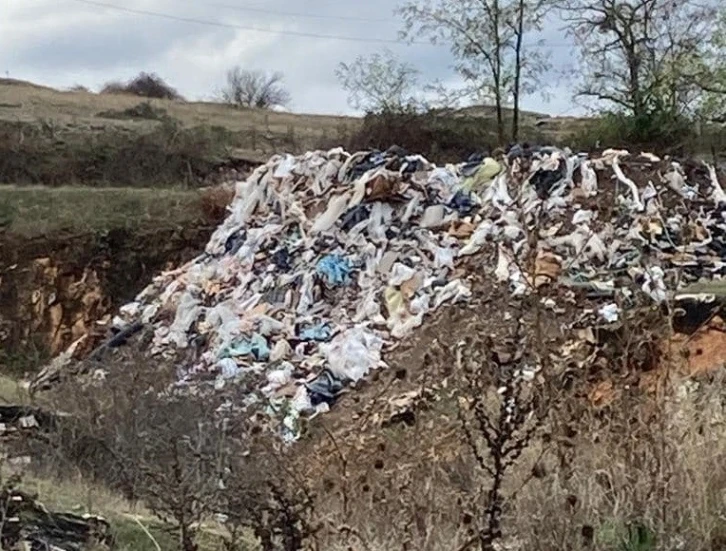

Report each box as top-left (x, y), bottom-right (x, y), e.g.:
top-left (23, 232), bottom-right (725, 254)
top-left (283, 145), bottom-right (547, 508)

top-left (0, 0), bottom-right (583, 115)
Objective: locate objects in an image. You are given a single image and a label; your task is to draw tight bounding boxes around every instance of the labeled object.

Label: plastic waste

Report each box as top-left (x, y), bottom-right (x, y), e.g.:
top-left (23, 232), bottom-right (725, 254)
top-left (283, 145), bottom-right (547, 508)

top-left (217, 358), bottom-right (241, 380)
top-left (168, 292), bottom-right (203, 348)
top-left (218, 334), bottom-right (270, 361)
top-left (322, 327), bottom-right (383, 382)
top-left (599, 303), bottom-right (621, 323)
top-left (580, 161), bottom-right (598, 197)
top-left (299, 324), bottom-right (333, 342)
top-left (420, 205), bottom-right (446, 228)
top-left (316, 255), bottom-right (352, 286)
top-left (643, 267), bottom-right (668, 303)
top-left (311, 193), bottom-right (351, 234)
top-left (612, 157), bottom-right (645, 212)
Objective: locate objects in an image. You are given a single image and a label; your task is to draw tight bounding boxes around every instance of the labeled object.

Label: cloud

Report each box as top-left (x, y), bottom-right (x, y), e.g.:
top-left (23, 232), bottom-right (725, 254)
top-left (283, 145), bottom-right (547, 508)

top-left (0, 0), bottom-right (582, 115)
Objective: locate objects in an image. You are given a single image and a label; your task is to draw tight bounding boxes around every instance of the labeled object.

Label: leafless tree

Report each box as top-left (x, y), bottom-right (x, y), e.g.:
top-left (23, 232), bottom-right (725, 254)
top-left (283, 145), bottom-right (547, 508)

top-left (220, 444), bottom-right (318, 551)
top-left (397, 0), bottom-right (551, 144)
top-left (336, 49), bottom-right (423, 113)
top-left (510, 0), bottom-right (550, 141)
top-left (130, 395), bottom-right (229, 551)
top-left (221, 68), bottom-right (291, 109)
top-left (555, 0), bottom-right (718, 119)
top-left (47, 355), bottom-right (230, 551)
top-left (455, 319), bottom-right (547, 551)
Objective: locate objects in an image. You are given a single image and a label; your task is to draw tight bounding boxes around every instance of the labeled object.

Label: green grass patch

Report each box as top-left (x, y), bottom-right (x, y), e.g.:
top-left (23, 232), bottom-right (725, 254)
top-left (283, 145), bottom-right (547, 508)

top-left (0, 185), bottom-right (202, 238)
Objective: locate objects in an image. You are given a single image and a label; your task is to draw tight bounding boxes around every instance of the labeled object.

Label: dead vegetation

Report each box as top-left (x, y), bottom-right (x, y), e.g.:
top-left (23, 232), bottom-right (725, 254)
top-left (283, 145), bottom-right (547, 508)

top-left (3, 277), bottom-right (726, 551)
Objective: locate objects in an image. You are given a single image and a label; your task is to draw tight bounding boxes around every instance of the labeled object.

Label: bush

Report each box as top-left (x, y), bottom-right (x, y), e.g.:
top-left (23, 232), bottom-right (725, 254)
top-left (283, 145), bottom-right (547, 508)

top-left (346, 110), bottom-right (498, 164)
top-left (96, 101), bottom-right (170, 121)
top-left (568, 109), bottom-right (695, 153)
top-left (100, 72), bottom-right (183, 101)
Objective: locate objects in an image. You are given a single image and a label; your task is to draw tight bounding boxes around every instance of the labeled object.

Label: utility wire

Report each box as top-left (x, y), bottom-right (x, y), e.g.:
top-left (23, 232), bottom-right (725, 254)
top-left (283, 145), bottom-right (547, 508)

top-left (67, 0), bottom-right (425, 44)
top-left (67, 0), bottom-right (574, 48)
top-left (182, 0), bottom-right (393, 23)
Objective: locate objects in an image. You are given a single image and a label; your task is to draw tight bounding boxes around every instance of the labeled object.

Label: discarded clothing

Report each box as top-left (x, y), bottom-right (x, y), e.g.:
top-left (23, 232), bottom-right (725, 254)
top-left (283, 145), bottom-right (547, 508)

top-left (449, 190), bottom-right (477, 215)
top-left (299, 323), bottom-right (333, 342)
top-left (219, 334), bottom-right (270, 362)
top-left (305, 369), bottom-right (347, 406)
top-left (461, 157), bottom-right (502, 192)
top-left (38, 144), bottom-right (726, 439)
top-left (316, 255), bottom-right (352, 286)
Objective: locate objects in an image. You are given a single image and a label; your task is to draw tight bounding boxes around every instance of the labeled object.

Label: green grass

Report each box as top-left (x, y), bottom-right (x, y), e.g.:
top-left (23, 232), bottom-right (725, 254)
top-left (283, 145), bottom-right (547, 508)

top-left (0, 374), bottom-right (31, 404)
top-left (0, 185), bottom-right (202, 238)
top-left (16, 472), bottom-right (243, 551)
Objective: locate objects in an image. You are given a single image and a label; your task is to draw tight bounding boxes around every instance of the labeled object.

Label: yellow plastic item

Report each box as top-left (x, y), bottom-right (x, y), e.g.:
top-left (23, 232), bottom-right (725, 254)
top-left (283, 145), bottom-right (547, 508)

top-left (461, 157), bottom-right (502, 192)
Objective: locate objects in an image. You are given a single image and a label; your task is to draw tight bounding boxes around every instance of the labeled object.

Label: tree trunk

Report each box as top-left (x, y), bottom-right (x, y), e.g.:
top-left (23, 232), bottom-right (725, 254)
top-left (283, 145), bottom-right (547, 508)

top-left (180, 522), bottom-right (198, 551)
top-left (512, 0), bottom-right (525, 142)
top-left (495, 90), bottom-right (505, 146)
top-left (493, 0), bottom-right (505, 145)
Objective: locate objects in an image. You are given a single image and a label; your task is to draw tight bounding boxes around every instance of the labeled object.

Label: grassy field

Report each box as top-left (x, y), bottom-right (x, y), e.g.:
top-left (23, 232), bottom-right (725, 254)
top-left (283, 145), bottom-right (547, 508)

top-left (0, 185), bottom-right (204, 238)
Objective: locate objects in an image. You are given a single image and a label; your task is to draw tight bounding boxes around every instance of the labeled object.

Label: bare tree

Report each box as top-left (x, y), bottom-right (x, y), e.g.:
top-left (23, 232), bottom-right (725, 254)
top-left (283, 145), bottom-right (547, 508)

top-left (221, 68), bottom-right (291, 109)
top-left (397, 0), bottom-right (551, 144)
top-left (221, 444), bottom-right (318, 551)
top-left (556, 0), bottom-right (718, 119)
top-left (510, 0), bottom-right (550, 141)
top-left (336, 49), bottom-right (422, 113)
top-left (47, 355), bottom-right (230, 551)
top-left (131, 396), bottom-right (229, 551)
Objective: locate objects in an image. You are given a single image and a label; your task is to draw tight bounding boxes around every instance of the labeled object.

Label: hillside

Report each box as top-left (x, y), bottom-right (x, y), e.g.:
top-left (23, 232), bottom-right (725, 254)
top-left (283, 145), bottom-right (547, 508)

top-left (0, 78), bottom-right (358, 161)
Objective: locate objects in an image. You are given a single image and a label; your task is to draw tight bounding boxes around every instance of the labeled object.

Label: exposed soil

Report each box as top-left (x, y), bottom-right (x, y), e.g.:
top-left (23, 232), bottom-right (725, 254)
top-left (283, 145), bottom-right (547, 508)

top-left (0, 224), bottom-right (217, 375)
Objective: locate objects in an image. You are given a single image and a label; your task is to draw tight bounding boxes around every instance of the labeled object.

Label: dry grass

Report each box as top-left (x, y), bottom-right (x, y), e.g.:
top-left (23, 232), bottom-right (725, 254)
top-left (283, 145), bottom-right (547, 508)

top-left (14, 471), bottom-right (226, 551)
top-left (298, 374), bottom-right (726, 551)
top-left (0, 80), bottom-right (359, 154)
top-left (511, 380), bottom-right (726, 551)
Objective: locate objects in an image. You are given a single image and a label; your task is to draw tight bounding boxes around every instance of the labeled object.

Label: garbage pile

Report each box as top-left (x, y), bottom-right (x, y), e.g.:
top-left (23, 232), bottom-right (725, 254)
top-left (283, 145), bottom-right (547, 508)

top-left (34, 145), bottom-right (726, 431)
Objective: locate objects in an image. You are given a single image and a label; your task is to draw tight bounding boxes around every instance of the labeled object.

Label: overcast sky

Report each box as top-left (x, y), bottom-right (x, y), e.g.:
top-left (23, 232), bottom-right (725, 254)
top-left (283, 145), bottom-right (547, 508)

top-left (1, 0), bottom-right (583, 116)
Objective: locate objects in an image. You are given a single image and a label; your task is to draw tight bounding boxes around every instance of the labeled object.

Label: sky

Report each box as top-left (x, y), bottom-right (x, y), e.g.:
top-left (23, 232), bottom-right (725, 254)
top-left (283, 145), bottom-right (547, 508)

top-left (0, 0), bottom-right (583, 116)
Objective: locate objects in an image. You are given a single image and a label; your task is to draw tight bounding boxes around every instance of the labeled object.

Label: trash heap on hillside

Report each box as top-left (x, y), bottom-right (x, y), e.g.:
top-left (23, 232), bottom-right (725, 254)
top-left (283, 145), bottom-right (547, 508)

top-left (34, 144), bottom-right (726, 433)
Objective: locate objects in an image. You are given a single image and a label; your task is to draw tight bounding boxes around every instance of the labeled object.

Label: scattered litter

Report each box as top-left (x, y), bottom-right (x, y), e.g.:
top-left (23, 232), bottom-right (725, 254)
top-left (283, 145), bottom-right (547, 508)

top-left (599, 303), bottom-right (621, 323)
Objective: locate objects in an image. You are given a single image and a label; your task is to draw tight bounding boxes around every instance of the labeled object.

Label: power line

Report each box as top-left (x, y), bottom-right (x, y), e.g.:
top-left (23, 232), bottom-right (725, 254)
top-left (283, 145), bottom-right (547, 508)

top-left (67, 0), bottom-right (574, 48)
top-left (187, 0), bottom-right (393, 24)
top-left (67, 0), bottom-right (422, 44)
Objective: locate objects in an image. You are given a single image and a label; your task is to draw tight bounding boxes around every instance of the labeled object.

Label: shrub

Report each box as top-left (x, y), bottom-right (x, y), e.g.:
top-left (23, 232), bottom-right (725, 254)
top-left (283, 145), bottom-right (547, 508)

top-left (346, 109), bottom-right (497, 164)
top-left (100, 72), bottom-right (183, 101)
top-left (96, 101), bottom-right (170, 121)
top-left (568, 109), bottom-right (695, 153)
top-left (0, 118), bottom-right (230, 187)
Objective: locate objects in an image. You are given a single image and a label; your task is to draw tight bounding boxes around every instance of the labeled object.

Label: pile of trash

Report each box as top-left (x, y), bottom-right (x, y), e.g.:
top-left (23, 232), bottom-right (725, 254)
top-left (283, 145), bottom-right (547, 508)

top-left (35, 145), bottom-right (726, 432)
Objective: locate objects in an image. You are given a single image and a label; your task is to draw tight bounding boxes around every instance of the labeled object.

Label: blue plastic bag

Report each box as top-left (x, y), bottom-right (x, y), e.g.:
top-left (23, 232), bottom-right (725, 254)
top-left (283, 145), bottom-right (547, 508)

top-left (299, 323), bottom-right (333, 342)
top-left (219, 333), bottom-right (270, 361)
top-left (316, 255), bottom-right (351, 286)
